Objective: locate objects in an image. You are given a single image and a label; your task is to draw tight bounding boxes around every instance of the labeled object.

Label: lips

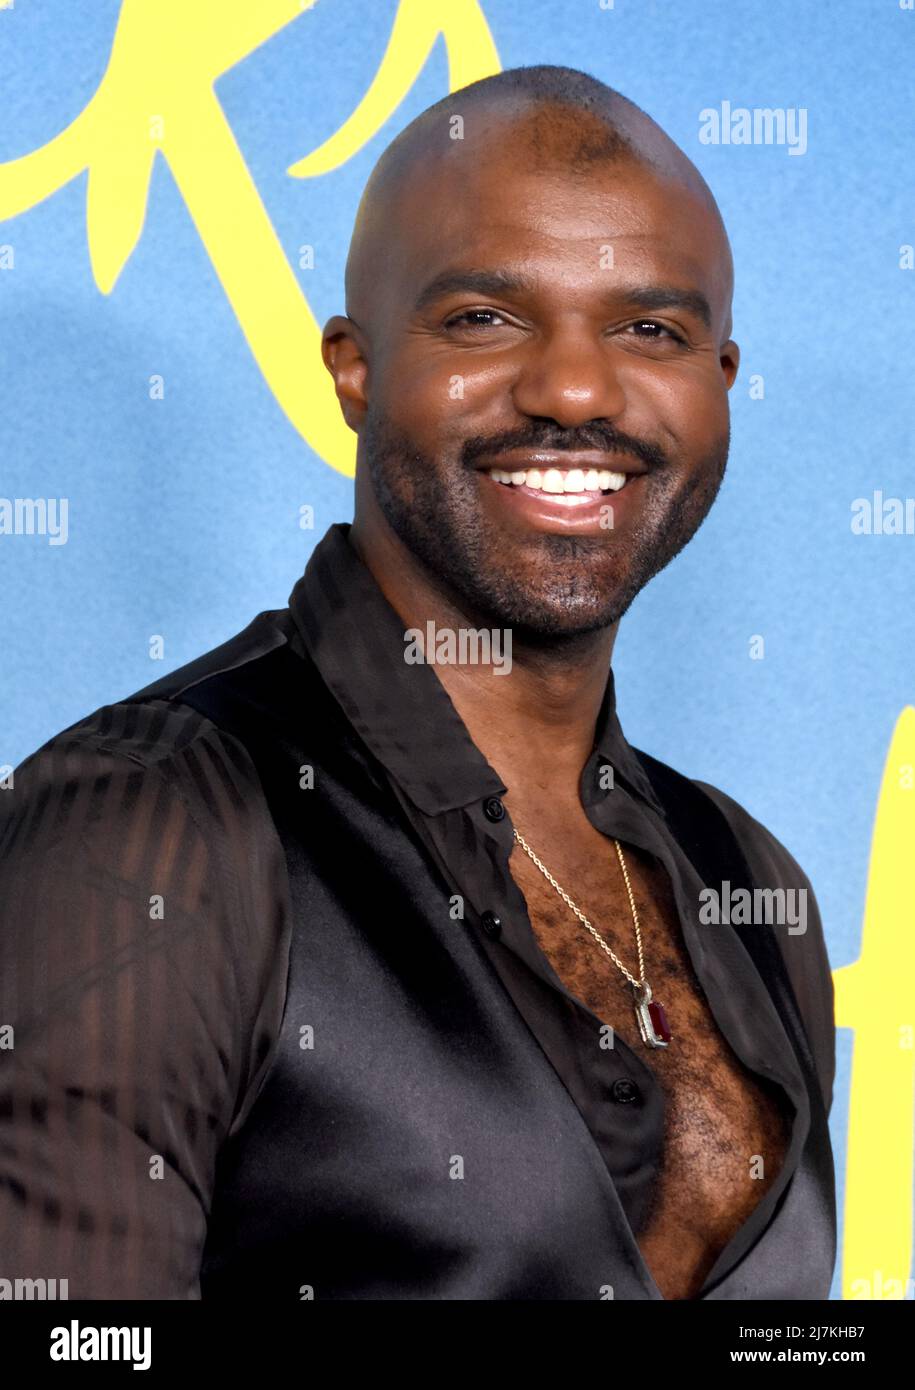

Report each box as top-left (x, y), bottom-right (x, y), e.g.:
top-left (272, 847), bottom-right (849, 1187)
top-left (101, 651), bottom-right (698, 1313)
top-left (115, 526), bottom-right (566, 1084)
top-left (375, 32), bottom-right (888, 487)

top-left (476, 451), bottom-right (646, 499)
top-left (478, 465), bottom-right (645, 536)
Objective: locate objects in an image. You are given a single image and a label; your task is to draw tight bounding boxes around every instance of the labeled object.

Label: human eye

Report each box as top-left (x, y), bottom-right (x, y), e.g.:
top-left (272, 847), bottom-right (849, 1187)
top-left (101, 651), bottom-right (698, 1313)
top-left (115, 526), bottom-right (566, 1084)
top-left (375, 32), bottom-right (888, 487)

top-left (623, 319), bottom-right (687, 345)
top-left (442, 308), bottom-right (508, 331)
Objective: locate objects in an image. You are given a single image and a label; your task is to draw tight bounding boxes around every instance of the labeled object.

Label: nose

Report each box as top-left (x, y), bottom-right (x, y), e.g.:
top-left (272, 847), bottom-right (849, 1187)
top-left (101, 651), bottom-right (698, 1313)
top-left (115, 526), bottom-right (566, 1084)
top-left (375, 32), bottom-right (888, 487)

top-left (510, 326), bottom-right (627, 427)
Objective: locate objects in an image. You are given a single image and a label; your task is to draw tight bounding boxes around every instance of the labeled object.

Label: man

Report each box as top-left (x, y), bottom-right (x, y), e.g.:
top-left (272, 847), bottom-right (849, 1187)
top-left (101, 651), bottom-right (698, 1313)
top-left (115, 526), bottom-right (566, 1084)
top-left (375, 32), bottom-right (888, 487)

top-left (0, 65), bottom-right (835, 1301)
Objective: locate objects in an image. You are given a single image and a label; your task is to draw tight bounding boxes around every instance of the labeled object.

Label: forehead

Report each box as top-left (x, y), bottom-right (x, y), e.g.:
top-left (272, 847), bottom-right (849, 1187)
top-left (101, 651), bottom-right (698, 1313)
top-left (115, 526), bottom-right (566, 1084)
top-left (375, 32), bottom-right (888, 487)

top-left (391, 151), bottom-right (729, 316)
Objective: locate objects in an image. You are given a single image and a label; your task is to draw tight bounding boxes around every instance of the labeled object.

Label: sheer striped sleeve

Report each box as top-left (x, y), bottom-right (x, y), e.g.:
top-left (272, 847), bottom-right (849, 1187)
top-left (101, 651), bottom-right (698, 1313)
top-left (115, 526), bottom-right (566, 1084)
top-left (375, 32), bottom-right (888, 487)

top-left (0, 700), bottom-right (290, 1298)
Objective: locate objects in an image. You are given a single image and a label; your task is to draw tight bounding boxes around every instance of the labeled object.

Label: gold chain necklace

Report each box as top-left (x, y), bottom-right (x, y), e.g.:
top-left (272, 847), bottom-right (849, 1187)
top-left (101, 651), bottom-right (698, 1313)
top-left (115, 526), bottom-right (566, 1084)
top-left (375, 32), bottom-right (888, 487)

top-left (512, 828), bottom-right (672, 1049)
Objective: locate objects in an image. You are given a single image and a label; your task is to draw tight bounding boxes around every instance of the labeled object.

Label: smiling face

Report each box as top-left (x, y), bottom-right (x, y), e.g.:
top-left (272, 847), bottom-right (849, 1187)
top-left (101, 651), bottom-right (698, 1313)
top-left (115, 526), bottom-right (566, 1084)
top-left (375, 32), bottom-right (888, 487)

top-left (326, 111), bottom-right (739, 640)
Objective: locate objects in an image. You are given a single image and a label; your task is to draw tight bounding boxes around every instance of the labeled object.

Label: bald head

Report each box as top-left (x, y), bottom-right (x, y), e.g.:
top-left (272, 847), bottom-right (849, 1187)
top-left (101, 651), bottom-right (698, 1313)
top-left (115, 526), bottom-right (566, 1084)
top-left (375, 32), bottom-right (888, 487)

top-left (345, 65), bottom-right (732, 335)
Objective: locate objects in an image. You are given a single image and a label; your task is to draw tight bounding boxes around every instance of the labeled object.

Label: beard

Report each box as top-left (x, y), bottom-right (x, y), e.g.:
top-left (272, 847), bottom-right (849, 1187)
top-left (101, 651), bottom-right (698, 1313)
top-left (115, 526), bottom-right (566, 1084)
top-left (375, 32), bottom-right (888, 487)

top-left (359, 405), bottom-right (729, 643)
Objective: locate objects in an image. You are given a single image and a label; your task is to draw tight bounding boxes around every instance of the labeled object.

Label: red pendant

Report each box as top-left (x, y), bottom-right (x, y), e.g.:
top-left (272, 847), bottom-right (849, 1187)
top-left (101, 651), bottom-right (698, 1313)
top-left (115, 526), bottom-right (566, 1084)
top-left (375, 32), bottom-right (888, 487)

top-left (648, 999), bottom-right (672, 1044)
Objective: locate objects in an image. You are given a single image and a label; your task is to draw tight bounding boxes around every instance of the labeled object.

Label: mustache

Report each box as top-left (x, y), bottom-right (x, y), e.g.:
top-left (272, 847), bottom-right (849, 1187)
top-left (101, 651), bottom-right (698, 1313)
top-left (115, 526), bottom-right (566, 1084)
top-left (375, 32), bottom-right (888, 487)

top-left (461, 423), bottom-right (670, 473)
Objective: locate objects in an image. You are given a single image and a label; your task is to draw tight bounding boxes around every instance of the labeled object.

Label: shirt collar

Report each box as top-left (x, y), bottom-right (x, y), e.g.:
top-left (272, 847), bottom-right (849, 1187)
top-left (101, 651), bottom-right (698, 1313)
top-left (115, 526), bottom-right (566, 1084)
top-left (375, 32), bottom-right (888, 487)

top-left (287, 522), bottom-right (665, 819)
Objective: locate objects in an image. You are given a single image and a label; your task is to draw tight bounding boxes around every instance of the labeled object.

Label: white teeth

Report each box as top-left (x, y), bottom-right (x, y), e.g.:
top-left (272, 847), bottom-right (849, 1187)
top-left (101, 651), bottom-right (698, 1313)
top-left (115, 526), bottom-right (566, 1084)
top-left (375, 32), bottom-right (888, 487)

top-left (485, 465), bottom-right (629, 493)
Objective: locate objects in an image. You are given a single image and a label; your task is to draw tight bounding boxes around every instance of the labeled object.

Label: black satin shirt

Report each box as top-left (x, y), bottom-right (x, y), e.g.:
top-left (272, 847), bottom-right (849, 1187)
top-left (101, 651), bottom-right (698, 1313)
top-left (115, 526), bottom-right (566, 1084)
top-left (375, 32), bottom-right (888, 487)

top-left (0, 522), bottom-right (836, 1299)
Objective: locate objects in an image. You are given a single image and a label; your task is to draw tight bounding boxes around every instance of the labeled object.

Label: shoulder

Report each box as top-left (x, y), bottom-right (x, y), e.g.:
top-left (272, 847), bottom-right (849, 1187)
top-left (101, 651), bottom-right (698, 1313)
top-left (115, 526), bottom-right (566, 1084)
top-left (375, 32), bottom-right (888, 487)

top-left (4, 603), bottom-right (298, 854)
top-left (688, 776), bottom-right (836, 1114)
top-left (3, 694), bottom-right (273, 872)
top-left (690, 777), bottom-right (819, 897)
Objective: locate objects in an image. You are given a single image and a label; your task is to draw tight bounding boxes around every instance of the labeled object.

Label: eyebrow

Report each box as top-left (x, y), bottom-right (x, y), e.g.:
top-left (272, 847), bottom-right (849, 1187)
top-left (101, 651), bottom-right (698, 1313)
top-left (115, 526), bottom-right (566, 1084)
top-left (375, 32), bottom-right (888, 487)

top-left (412, 268), bottom-right (713, 330)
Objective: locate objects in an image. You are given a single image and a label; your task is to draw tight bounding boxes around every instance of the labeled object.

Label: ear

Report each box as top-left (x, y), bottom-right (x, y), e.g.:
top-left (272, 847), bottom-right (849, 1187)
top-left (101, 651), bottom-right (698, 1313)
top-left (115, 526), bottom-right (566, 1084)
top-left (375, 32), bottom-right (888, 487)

top-left (322, 316), bottom-right (369, 431)
top-left (720, 338), bottom-right (740, 389)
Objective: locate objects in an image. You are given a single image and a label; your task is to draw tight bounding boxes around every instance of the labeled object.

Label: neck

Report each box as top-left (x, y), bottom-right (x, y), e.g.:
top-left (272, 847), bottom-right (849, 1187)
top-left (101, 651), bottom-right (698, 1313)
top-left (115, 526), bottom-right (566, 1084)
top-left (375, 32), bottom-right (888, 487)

top-left (348, 520), bottom-right (619, 802)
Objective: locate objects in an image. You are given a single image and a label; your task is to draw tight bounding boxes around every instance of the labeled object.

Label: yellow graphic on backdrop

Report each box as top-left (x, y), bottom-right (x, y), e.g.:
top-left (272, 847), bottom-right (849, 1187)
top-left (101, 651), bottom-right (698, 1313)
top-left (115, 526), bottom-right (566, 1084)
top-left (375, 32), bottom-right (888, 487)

top-left (0, 0), bottom-right (911, 1300)
top-left (0, 0), bottom-right (500, 477)
top-left (834, 706), bottom-right (915, 1299)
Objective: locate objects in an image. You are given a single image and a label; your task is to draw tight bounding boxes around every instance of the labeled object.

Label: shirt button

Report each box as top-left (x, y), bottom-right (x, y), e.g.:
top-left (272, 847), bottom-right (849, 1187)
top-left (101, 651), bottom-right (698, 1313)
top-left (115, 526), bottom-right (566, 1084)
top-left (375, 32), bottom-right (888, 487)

top-left (483, 797), bottom-right (505, 822)
top-left (611, 1078), bottom-right (641, 1104)
top-left (480, 910), bottom-right (502, 940)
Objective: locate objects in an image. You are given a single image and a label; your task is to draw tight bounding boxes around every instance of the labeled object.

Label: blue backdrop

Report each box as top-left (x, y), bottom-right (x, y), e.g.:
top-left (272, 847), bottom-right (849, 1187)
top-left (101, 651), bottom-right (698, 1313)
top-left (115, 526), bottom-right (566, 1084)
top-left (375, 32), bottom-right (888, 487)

top-left (3, 0), bottom-right (914, 1302)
